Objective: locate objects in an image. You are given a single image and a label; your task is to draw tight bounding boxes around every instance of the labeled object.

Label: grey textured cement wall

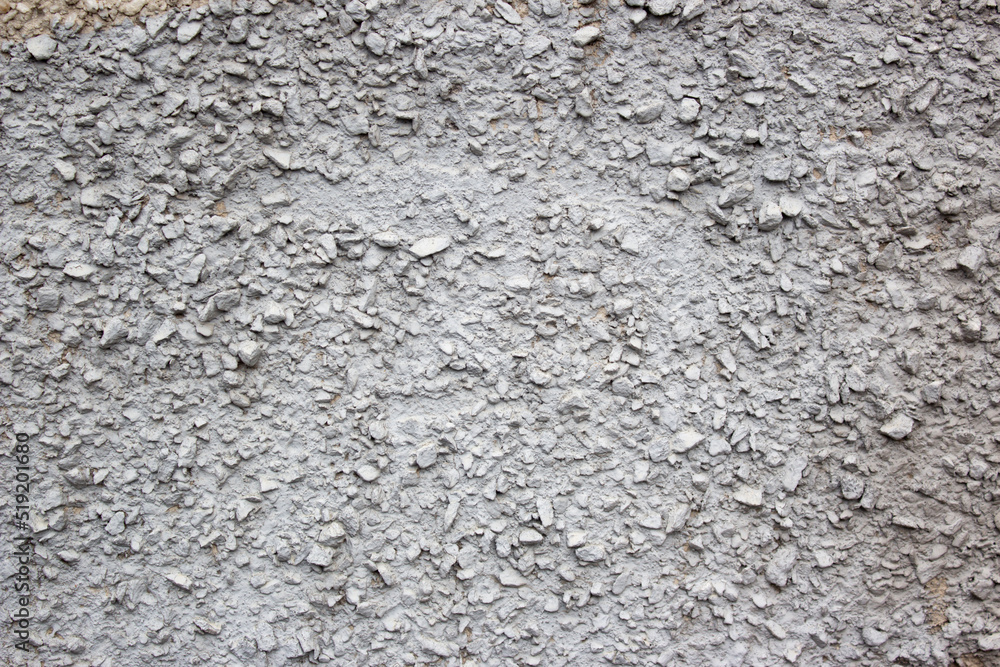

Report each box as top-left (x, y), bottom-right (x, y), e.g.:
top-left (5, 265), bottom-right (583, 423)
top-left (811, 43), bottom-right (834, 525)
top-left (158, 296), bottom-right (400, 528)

top-left (2, 0), bottom-right (1000, 665)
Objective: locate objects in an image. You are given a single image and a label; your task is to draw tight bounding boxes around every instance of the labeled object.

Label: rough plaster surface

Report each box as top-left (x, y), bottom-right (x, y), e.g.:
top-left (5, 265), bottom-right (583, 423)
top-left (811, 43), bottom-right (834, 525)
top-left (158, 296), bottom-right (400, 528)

top-left (2, 0), bottom-right (1000, 665)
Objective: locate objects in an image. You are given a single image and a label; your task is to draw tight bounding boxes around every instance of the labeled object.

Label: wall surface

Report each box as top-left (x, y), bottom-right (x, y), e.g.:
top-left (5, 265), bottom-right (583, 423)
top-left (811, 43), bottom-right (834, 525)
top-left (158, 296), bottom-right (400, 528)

top-left (2, 0), bottom-right (1000, 665)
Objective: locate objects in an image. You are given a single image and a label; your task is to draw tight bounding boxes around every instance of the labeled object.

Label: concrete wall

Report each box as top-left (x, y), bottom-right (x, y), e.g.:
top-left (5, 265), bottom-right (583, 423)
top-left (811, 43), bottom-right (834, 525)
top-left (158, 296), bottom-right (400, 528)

top-left (2, 0), bottom-right (1000, 664)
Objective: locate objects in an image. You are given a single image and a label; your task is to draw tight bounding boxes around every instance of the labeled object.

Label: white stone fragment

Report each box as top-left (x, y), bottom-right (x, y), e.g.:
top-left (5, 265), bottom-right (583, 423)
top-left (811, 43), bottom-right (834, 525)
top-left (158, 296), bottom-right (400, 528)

top-left (523, 35), bottom-right (551, 58)
top-left (499, 568), bottom-right (528, 586)
top-left (718, 181), bottom-right (754, 208)
top-left (880, 413), bottom-right (914, 440)
top-left (445, 496), bottom-right (460, 530)
top-left (410, 236), bottom-right (451, 258)
top-left (99, 318), bottom-right (129, 349)
top-left (663, 503), bottom-right (690, 533)
top-left (635, 100), bottom-right (664, 123)
top-left (214, 290), bottom-right (240, 311)
top-left (368, 421), bottom-right (388, 441)
top-left (666, 168), bottom-right (692, 192)
top-left (765, 620), bottom-right (787, 639)
top-left (537, 498), bottom-right (554, 527)
top-left (318, 522), bottom-right (346, 546)
top-left (519, 528), bottom-right (544, 544)
top-left (53, 159), bottom-right (76, 181)
top-left (814, 550), bottom-right (834, 568)
top-left (707, 437), bottom-right (730, 456)
top-left (840, 475), bottom-right (865, 500)
top-left (261, 188), bottom-right (292, 207)
top-left (26, 35), bottom-right (57, 60)
top-left (647, 438), bottom-right (671, 463)
top-left (263, 146), bottom-right (292, 170)
top-left (80, 186), bottom-right (105, 208)
top-left (671, 429), bottom-right (704, 453)
top-left (576, 544), bottom-right (606, 562)
top-left (263, 301), bottom-right (286, 324)
top-left (414, 442), bottom-right (437, 469)
top-left (764, 159), bottom-right (792, 182)
top-left (782, 457), bottom-right (807, 492)
top-left (418, 636), bottom-right (457, 658)
top-left (193, 617), bottom-right (223, 635)
top-left (305, 544), bottom-right (333, 567)
top-left (364, 32), bottom-right (387, 55)
top-left (235, 500), bottom-right (257, 522)
top-left (779, 194), bottom-right (803, 217)
top-left (646, 139), bottom-right (673, 165)
top-left (343, 115), bottom-right (370, 135)
top-left (572, 26), bottom-right (601, 47)
top-left (979, 634), bottom-right (1000, 652)
top-left (505, 276), bottom-right (532, 292)
top-left (105, 511), bottom-right (126, 535)
top-left (733, 486), bottom-right (763, 507)
top-left (765, 547), bottom-right (798, 587)
top-left (957, 245), bottom-right (986, 274)
top-left (63, 262), bottom-right (96, 279)
top-left (494, 0), bottom-right (522, 24)
top-left (757, 202), bottom-right (783, 231)
top-left (166, 571), bottom-right (193, 591)
top-left (57, 549), bottom-right (80, 563)
top-left (176, 437), bottom-right (197, 468)
top-left (676, 97), bottom-right (700, 123)
top-left (179, 253), bottom-right (205, 284)
top-left (373, 230), bottom-right (400, 248)
top-left (647, 0), bottom-right (678, 14)
top-left (862, 627), bottom-right (889, 647)
top-left (621, 232), bottom-right (641, 255)
top-left (177, 22), bottom-right (202, 43)
top-left (237, 340), bottom-right (262, 366)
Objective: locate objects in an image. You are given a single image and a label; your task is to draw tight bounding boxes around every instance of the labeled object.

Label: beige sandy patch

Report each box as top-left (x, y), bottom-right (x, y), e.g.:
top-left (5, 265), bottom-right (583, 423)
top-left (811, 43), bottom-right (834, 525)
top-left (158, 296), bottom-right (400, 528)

top-left (0, 0), bottom-right (208, 42)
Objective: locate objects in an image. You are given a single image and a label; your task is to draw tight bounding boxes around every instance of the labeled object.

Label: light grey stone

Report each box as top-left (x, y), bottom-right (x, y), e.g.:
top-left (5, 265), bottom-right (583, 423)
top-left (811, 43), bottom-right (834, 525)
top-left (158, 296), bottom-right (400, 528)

top-left (576, 544), bottom-right (606, 562)
top-left (26, 35), bottom-right (57, 60)
top-left (410, 236), bottom-right (451, 258)
top-left (572, 26), bottom-right (600, 47)
top-left (880, 414), bottom-right (914, 440)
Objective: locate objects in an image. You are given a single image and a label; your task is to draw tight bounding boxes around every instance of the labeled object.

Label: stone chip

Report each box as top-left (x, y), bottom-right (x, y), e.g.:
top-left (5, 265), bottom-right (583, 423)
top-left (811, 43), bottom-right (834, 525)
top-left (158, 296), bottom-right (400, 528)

top-left (26, 35), bottom-right (57, 60)
top-left (410, 236), bottom-right (451, 258)
top-left (880, 413), bottom-right (914, 440)
top-left (572, 26), bottom-right (601, 47)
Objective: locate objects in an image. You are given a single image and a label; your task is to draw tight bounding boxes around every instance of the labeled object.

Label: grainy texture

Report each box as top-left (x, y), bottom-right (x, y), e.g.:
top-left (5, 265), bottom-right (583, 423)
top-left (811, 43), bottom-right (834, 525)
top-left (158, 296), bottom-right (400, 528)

top-left (2, 0), bottom-right (1000, 665)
